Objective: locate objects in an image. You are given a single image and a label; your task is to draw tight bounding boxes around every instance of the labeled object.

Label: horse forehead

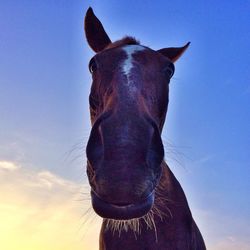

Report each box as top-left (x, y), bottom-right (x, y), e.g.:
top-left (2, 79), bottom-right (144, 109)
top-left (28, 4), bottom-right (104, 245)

top-left (115, 45), bottom-right (146, 97)
top-left (121, 45), bottom-right (146, 76)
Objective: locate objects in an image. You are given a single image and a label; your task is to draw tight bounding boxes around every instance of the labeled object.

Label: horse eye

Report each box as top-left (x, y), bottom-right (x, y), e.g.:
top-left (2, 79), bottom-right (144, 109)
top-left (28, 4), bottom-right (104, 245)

top-left (164, 63), bottom-right (175, 78)
top-left (89, 58), bottom-right (97, 73)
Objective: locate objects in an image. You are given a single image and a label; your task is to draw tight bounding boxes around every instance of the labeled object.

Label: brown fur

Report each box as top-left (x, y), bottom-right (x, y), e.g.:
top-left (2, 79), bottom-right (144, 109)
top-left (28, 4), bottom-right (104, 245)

top-left (105, 36), bottom-right (140, 50)
top-left (84, 7), bottom-right (206, 250)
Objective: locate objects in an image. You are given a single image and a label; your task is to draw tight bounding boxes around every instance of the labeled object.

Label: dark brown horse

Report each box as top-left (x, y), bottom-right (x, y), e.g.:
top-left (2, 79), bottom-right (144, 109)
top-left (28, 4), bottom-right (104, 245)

top-left (84, 8), bottom-right (206, 250)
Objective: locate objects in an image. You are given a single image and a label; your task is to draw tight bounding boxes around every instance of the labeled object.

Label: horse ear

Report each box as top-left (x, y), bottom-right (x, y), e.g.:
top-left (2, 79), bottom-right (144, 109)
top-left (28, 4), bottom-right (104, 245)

top-left (157, 42), bottom-right (190, 63)
top-left (84, 7), bottom-right (112, 52)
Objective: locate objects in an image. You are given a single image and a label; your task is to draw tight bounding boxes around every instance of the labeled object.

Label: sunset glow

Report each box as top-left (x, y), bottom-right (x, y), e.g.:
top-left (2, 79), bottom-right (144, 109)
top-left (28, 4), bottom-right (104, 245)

top-left (0, 1), bottom-right (249, 249)
top-left (0, 162), bottom-right (101, 250)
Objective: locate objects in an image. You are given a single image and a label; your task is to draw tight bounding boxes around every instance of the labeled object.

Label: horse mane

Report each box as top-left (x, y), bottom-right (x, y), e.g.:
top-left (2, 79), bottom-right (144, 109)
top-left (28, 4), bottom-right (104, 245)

top-left (105, 36), bottom-right (140, 50)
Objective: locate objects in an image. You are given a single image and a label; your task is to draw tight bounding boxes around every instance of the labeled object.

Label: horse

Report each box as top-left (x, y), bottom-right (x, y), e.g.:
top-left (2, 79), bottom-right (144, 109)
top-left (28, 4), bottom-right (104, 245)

top-left (84, 7), bottom-right (206, 250)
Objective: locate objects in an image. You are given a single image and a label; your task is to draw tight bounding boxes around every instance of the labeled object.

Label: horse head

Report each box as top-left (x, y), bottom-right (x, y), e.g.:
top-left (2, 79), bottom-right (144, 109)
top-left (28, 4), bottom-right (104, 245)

top-left (84, 7), bottom-right (189, 220)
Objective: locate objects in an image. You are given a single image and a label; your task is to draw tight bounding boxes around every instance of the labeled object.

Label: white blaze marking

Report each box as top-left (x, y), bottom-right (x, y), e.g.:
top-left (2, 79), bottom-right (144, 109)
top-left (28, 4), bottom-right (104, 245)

top-left (121, 45), bottom-right (145, 96)
top-left (122, 45), bottom-right (145, 76)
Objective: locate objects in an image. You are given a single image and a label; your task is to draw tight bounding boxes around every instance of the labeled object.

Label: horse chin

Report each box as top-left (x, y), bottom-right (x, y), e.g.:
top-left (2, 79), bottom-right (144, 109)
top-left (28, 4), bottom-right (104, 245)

top-left (91, 190), bottom-right (155, 220)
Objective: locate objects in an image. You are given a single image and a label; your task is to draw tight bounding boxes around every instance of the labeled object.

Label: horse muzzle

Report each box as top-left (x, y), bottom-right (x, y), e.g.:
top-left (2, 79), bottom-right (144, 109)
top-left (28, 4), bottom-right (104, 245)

top-left (91, 189), bottom-right (155, 220)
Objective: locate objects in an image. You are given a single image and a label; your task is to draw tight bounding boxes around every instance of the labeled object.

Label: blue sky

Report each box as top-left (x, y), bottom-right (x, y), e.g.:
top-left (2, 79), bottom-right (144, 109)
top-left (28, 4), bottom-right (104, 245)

top-left (0, 1), bottom-right (249, 249)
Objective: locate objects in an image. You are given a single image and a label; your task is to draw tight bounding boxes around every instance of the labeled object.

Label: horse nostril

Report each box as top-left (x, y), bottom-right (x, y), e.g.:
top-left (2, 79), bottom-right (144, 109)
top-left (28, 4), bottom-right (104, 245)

top-left (148, 121), bottom-right (164, 162)
top-left (87, 111), bottom-right (113, 168)
top-left (86, 130), bottom-right (103, 169)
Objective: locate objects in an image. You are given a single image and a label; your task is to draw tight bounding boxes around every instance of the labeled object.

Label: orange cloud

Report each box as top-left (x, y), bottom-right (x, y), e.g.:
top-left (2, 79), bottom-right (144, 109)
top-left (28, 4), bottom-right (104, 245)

top-left (0, 161), bottom-right (101, 250)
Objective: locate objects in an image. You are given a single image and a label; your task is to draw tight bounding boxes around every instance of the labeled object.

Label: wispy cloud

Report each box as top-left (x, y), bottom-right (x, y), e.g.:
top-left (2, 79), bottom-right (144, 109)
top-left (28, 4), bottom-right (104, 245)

top-left (193, 208), bottom-right (250, 250)
top-left (0, 160), bottom-right (101, 250)
top-left (0, 160), bottom-right (20, 171)
top-left (211, 236), bottom-right (250, 250)
top-left (193, 154), bottom-right (215, 165)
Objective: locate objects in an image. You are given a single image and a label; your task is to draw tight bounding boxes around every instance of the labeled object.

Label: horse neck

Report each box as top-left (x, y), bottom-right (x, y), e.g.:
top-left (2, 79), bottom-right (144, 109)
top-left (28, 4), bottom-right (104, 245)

top-left (99, 161), bottom-right (206, 250)
top-left (155, 161), bottom-right (192, 219)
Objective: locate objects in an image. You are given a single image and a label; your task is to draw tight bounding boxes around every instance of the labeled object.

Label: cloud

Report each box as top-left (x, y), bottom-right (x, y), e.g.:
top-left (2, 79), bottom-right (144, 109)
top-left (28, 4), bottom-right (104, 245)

top-left (0, 160), bottom-right (20, 171)
top-left (211, 236), bottom-right (250, 250)
top-left (192, 208), bottom-right (250, 250)
top-left (0, 161), bottom-right (101, 250)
